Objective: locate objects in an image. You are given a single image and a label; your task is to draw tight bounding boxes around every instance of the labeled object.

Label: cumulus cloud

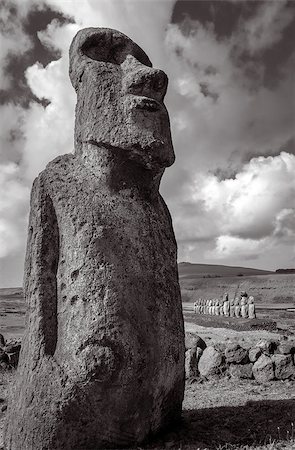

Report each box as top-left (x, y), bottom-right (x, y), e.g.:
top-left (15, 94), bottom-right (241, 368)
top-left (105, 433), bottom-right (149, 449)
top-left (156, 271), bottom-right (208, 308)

top-left (176, 152), bottom-right (295, 264)
top-left (0, 0), bottom-right (295, 285)
top-left (0, 162), bottom-right (29, 258)
top-left (0, 104), bottom-right (25, 163)
top-left (0, 1), bottom-right (33, 90)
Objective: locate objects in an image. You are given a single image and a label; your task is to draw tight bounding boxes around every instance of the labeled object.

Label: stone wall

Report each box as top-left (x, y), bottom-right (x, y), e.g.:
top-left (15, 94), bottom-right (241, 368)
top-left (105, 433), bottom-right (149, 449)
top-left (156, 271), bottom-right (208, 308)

top-left (185, 333), bottom-right (295, 382)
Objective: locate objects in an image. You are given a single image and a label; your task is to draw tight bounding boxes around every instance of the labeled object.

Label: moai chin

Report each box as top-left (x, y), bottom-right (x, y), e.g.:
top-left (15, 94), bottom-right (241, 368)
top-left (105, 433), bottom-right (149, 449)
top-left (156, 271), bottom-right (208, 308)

top-left (4, 28), bottom-right (185, 450)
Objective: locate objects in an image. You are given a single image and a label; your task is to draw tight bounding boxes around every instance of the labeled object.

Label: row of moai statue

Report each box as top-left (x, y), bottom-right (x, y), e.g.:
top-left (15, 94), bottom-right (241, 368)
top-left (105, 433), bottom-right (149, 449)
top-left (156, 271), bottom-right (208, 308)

top-left (193, 292), bottom-right (256, 319)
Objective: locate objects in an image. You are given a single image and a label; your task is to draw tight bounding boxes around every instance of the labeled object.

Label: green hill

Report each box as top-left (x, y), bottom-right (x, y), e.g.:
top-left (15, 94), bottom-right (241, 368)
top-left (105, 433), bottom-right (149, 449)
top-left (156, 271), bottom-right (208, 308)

top-left (178, 262), bottom-right (273, 279)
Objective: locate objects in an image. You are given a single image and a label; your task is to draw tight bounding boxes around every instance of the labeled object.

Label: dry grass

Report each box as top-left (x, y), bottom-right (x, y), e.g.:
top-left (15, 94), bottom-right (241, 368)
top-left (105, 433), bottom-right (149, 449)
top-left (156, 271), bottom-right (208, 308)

top-left (141, 379), bottom-right (295, 450)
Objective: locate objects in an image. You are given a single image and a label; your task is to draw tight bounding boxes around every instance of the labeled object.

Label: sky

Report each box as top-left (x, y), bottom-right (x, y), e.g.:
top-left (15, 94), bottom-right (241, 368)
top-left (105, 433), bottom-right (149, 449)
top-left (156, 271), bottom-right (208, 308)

top-left (0, 0), bottom-right (294, 287)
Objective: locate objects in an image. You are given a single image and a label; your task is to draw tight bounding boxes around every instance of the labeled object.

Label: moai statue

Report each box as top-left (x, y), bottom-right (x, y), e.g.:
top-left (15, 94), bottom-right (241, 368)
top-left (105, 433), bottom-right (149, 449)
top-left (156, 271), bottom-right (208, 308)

top-left (200, 299), bottom-right (204, 314)
top-left (223, 293), bottom-right (230, 317)
top-left (248, 296), bottom-right (256, 319)
top-left (241, 296), bottom-right (248, 318)
top-left (208, 300), bottom-right (213, 316)
top-left (195, 300), bottom-right (200, 314)
top-left (215, 300), bottom-right (220, 315)
top-left (206, 299), bottom-right (210, 314)
top-left (219, 301), bottom-right (224, 316)
top-left (5, 28), bottom-right (185, 450)
top-left (234, 297), bottom-right (241, 318)
top-left (229, 298), bottom-right (235, 317)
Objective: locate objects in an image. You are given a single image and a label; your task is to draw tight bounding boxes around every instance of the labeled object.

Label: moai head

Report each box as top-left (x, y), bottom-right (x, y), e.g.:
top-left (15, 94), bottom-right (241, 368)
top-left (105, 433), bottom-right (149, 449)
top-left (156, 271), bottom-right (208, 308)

top-left (248, 296), bottom-right (254, 304)
top-left (69, 27), bottom-right (174, 171)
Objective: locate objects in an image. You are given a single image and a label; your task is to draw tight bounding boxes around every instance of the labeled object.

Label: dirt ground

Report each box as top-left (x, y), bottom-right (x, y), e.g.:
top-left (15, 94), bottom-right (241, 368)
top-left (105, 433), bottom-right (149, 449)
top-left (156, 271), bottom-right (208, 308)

top-left (0, 320), bottom-right (295, 450)
top-left (1, 368), bottom-right (295, 449)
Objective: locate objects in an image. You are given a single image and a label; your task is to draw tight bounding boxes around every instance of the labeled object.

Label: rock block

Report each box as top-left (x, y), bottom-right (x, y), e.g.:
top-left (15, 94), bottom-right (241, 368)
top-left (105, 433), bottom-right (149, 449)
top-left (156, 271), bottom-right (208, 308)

top-left (272, 354), bottom-right (295, 380)
top-left (198, 346), bottom-right (224, 377)
top-left (278, 341), bottom-right (295, 355)
top-left (256, 339), bottom-right (278, 354)
top-left (225, 344), bottom-right (248, 364)
top-left (253, 354), bottom-right (275, 382)
top-left (185, 333), bottom-right (206, 351)
top-left (249, 347), bottom-right (262, 362)
top-left (185, 347), bottom-right (203, 379)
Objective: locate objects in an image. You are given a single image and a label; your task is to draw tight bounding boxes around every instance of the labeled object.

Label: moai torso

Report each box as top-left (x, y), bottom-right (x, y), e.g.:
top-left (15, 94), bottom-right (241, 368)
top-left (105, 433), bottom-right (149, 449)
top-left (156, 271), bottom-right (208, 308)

top-left (248, 296), bottom-right (256, 319)
top-left (5, 28), bottom-right (185, 450)
top-left (223, 294), bottom-right (230, 316)
top-left (241, 296), bottom-right (248, 318)
top-left (229, 299), bottom-right (235, 317)
top-left (234, 298), bottom-right (241, 318)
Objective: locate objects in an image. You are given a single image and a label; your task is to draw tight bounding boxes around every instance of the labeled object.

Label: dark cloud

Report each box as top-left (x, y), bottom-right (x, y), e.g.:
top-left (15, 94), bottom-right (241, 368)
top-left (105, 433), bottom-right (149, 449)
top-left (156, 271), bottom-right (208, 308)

top-left (0, 5), bottom-right (72, 108)
top-left (172, 0), bottom-right (295, 89)
top-left (172, 0), bottom-right (259, 38)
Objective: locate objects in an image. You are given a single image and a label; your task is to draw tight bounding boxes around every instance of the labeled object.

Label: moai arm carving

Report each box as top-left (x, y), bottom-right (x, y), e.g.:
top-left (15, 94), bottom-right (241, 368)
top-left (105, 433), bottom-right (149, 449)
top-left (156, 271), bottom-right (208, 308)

top-left (24, 175), bottom-right (59, 358)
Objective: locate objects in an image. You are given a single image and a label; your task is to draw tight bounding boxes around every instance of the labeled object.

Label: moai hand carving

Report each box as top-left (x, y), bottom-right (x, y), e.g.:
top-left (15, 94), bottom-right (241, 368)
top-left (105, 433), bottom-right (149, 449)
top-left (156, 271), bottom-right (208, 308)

top-left (5, 28), bottom-right (185, 450)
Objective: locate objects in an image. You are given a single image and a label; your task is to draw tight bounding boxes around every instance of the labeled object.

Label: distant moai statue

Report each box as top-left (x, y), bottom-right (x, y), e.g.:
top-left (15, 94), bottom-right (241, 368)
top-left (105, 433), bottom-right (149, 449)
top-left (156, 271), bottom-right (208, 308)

top-left (208, 299), bottom-right (213, 315)
top-left (5, 28), bottom-right (185, 450)
top-left (234, 297), bottom-right (241, 318)
top-left (223, 293), bottom-right (230, 317)
top-left (248, 296), bottom-right (256, 319)
top-left (215, 300), bottom-right (220, 315)
top-left (229, 298), bottom-right (235, 317)
top-left (241, 296), bottom-right (248, 318)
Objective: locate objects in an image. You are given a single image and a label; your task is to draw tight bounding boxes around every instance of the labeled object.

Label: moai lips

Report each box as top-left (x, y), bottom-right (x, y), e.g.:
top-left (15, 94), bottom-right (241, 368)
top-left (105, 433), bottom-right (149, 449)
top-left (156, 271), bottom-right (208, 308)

top-left (4, 28), bottom-right (185, 450)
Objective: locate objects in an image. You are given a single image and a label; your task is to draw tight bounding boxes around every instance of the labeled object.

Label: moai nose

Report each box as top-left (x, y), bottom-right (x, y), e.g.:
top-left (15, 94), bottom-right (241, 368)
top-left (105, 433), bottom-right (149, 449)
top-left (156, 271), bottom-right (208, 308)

top-left (121, 55), bottom-right (168, 102)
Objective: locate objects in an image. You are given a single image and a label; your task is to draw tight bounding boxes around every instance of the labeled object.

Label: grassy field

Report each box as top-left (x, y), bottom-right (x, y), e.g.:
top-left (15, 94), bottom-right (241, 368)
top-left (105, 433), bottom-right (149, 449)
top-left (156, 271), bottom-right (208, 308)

top-left (180, 273), bottom-right (295, 304)
top-left (0, 288), bottom-right (25, 340)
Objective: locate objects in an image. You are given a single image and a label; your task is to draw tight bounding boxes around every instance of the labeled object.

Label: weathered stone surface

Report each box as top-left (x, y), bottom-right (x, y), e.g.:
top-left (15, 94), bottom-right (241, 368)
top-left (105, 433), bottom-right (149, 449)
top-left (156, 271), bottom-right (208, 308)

top-left (229, 363), bottom-right (253, 379)
top-left (249, 347), bottom-right (262, 362)
top-left (225, 344), bottom-right (248, 364)
top-left (198, 346), bottom-right (224, 377)
top-left (185, 347), bottom-right (203, 379)
top-left (4, 28), bottom-right (185, 450)
top-left (185, 332), bottom-right (206, 351)
top-left (253, 354), bottom-right (275, 382)
top-left (271, 354), bottom-right (295, 380)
